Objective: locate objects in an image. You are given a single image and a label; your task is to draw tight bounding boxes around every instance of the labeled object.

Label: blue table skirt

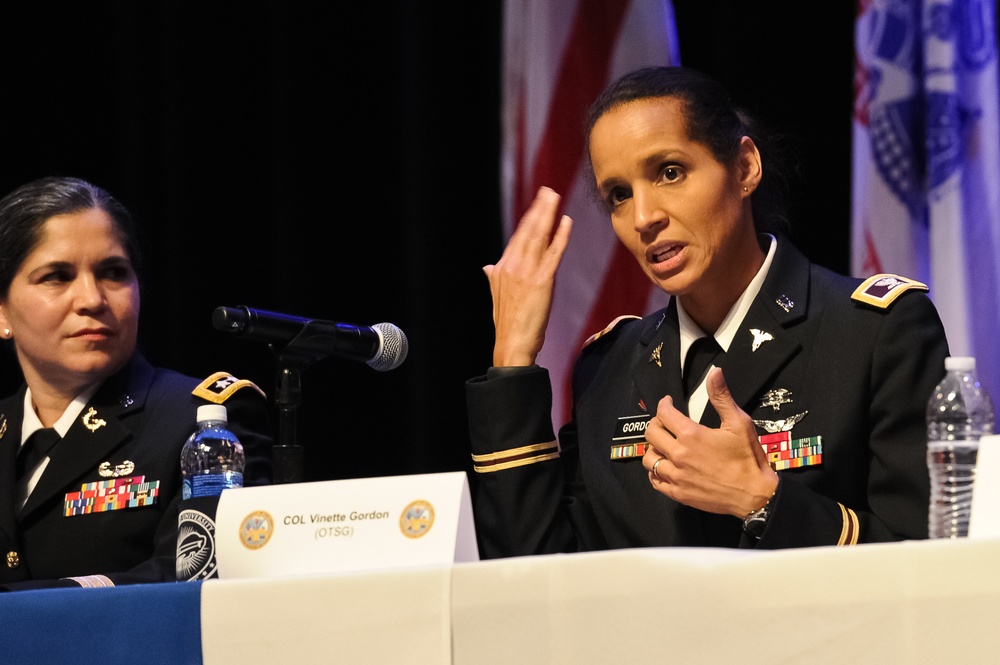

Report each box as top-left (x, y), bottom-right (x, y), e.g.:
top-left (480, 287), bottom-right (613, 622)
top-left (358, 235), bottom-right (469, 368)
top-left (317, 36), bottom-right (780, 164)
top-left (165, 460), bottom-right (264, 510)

top-left (0, 580), bottom-right (203, 665)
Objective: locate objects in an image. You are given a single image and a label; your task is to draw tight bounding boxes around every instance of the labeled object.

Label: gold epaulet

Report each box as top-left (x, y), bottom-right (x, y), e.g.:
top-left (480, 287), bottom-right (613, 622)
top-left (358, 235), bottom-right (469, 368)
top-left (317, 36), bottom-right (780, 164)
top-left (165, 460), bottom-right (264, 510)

top-left (582, 315), bottom-right (642, 349)
top-left (192, 371), bottom-right (267, 403)
top-left (851, 274), bottom-right (928, 309)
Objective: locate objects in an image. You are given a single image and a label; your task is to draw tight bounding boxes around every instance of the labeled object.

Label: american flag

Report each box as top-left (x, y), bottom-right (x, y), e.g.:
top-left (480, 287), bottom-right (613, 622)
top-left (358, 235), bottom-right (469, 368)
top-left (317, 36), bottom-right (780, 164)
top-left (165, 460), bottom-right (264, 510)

top-left (502, 0), bottom-right (679, 426)
top-left (851, 0), bottom-right (1000, 396)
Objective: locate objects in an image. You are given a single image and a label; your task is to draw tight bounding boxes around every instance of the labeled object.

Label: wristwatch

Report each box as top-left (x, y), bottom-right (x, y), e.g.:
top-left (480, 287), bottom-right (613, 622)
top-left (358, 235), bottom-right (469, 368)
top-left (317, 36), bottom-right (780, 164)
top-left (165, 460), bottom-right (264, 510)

top-left (742, 492), bottom-right (776, 540)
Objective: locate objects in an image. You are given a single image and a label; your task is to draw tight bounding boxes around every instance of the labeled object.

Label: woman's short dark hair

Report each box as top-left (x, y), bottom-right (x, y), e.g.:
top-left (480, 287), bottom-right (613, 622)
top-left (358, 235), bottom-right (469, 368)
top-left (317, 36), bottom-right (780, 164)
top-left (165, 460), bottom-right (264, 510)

top-left (0, 176), bottom-right (141, 298)
top-left (585, 66), bottom-right (791, 235)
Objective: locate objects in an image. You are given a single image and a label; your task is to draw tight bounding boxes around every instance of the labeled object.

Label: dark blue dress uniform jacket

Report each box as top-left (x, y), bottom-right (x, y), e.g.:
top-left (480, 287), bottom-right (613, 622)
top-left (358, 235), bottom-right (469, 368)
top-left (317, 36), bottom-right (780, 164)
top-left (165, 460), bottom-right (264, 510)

top-left (0, 354), bottom-right (272, 589)
top-left (466, 239), bottom-right (950, 557)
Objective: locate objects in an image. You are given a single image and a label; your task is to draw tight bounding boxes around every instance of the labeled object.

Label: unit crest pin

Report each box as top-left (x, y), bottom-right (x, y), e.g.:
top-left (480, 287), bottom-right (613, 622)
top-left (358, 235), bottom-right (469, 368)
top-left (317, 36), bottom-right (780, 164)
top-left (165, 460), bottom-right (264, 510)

top-left (776, 295), bottom-right (795, 312)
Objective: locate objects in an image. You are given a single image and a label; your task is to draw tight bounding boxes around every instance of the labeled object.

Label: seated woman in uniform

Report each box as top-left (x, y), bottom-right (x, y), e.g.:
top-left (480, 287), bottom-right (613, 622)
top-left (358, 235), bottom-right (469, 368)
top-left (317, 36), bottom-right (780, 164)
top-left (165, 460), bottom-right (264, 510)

top-left (0, 176), bottom-right (272, 589)
top-left (467, 66), bottom-right (949, 554)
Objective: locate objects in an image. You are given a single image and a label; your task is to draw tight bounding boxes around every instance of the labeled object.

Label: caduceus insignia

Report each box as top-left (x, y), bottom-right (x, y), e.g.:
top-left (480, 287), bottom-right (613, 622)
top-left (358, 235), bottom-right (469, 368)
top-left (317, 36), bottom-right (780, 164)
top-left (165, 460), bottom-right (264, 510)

top-left (753, 411), bottom-right (808, 433)
top-left (82, 407), bottom-right (107, 432)
top-left (649, 342), bottom-right (663, 368)
top-left (749, 328), bottom-right (774, 352)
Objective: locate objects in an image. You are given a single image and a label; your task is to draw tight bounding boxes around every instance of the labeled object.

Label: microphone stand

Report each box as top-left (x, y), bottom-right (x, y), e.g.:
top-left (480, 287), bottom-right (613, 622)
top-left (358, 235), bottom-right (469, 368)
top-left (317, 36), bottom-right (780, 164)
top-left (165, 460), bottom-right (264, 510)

top-left (273, 364), bottom-right (305, 484)
top-left (271, 321), bottom-right (373, 484)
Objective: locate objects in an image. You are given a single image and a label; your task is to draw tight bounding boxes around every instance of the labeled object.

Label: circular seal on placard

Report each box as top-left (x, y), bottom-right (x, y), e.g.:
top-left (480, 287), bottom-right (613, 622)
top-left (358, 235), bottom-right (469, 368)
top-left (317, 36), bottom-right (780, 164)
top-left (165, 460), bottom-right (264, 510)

top-left (240, 510), bottom-right (274, 550)
top-left (399, 500), bottom-right (434, 539)
top-left (177, 508), bottom-right (217, 581)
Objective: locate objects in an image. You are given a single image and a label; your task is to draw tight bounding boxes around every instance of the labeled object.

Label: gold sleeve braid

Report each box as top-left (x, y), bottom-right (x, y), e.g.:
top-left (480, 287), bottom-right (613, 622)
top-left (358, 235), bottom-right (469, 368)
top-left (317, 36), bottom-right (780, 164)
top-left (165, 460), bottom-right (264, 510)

top-left (837, 503), bottom-right (860, 545)
top-left (472, 441), bottom-right (559, 473)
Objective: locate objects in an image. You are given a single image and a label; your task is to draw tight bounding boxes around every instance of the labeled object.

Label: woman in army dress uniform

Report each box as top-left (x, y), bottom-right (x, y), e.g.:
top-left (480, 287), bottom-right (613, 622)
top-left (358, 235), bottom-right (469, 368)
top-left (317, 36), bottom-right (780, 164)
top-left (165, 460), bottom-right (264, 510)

top-left (467, 66), bottom-right (949, 556)
top-left (0, 176), bottom-right (272, 589)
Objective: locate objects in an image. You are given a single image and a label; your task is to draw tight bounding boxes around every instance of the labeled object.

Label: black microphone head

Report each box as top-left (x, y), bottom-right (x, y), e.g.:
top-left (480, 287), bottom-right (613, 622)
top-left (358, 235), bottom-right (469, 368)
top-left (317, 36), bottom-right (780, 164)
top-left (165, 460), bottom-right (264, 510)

top-left (212, 306), bottom-right (248, 334)
top-left (368, 323), bottom-right (408, 371)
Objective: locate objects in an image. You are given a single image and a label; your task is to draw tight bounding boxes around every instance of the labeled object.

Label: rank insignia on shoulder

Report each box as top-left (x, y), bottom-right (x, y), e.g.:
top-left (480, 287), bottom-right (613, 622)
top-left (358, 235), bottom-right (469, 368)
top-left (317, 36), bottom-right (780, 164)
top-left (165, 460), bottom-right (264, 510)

top-left (193, 372), bottom-right (267, 403)
top-left (852, 274), bottom-right (928, 309)
top-left (582, 315), bottom-right (642, 349)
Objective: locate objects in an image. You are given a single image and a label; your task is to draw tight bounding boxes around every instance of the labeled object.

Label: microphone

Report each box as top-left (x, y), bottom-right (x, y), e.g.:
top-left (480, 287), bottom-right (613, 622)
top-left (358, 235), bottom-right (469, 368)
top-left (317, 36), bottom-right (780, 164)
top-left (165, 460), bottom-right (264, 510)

top-left (212, 305), bottom-right (408, 371)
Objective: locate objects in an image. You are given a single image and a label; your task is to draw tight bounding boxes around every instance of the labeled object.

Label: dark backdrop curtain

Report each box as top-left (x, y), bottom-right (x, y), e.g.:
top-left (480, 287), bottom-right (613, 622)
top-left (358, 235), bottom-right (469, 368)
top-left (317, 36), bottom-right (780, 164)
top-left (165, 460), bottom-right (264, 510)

top-left (0, 2), bottom-right (855, 483)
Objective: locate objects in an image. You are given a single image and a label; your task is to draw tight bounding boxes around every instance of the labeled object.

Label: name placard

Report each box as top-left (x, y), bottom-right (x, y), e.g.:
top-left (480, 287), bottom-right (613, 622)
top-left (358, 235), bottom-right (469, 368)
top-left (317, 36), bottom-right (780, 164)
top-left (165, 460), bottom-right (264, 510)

top-left (970, 434), bottom-right (1000, 539)
top-left (214, 471), bottom-right (479, 579)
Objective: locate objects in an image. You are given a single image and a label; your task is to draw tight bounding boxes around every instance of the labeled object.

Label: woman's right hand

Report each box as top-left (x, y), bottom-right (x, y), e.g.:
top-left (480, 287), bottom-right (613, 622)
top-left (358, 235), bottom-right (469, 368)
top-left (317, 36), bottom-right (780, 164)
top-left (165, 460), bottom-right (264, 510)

top-left (483, 186), bottom-right (573, 367)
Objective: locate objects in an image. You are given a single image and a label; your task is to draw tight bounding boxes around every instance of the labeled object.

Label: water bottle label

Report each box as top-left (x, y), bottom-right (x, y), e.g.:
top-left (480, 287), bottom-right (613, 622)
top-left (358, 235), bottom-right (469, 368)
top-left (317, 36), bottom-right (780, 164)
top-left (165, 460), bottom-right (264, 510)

top-left (188, 472), bottom-right (244, 498)
top-left (177, 497), bottom-right (219, 581)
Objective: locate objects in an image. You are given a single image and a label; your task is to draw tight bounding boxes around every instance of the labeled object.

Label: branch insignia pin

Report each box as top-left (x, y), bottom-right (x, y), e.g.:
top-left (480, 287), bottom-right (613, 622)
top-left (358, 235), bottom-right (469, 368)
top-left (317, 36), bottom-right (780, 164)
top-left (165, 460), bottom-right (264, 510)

top-left (649, 342), bottom-right (663, 368)
top-left (750, 328), bottom-right (774, 352)
top-left (776, 294), bottom-right (795, 312)
top-left (82, 407), bottom-right (107, 433)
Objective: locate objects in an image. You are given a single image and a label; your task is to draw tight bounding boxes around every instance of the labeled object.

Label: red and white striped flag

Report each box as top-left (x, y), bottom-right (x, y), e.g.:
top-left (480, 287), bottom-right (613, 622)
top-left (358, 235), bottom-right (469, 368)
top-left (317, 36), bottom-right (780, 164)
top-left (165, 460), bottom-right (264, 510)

top-left (502, 0), bottom-right (679, 426)
top-left (851, 0), bottom-right (1000, 395)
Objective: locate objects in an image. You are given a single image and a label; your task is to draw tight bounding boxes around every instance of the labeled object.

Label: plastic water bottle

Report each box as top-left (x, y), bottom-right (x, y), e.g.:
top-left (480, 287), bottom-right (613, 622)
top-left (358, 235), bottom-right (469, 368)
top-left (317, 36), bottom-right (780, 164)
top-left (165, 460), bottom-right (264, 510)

top-left (926, 356), bottom-right (995, 538)
top-left (177, 404), bottom-right (245, 581)
top-left (180, 404), bottom-right (245, 499)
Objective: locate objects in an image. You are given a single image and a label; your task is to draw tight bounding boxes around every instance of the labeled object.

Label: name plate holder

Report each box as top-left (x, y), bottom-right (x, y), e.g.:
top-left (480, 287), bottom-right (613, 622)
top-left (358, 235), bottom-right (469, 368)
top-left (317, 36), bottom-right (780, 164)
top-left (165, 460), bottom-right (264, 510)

top-left (214, 471), bottom-right (478, 579)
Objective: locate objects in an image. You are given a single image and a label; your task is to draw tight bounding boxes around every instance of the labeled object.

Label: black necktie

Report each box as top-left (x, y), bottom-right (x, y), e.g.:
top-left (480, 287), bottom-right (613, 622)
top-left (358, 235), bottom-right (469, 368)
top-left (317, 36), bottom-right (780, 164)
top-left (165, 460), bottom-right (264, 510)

top-left (683, 336), bottom-right (722, 398)
top-left (16, 428), bottom-right (61, 483)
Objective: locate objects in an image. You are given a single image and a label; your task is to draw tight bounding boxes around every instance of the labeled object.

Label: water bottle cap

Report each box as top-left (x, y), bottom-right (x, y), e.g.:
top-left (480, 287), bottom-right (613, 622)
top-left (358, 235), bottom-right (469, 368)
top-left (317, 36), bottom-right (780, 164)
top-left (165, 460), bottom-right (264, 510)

top-left (945, 356), bottom-right (976, 372)
top-left (196, 404), bottom-right (228, 424)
